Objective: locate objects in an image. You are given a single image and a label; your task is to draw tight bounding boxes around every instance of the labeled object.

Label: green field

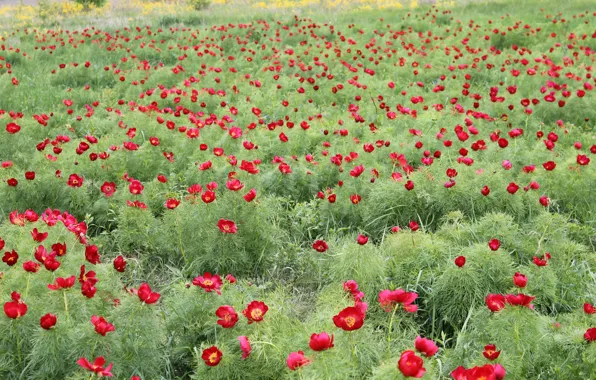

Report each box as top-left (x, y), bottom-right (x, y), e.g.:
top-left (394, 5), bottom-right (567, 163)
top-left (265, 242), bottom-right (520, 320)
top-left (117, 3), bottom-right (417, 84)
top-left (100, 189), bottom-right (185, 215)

top-left (0, 0), bottom-right (595, 378)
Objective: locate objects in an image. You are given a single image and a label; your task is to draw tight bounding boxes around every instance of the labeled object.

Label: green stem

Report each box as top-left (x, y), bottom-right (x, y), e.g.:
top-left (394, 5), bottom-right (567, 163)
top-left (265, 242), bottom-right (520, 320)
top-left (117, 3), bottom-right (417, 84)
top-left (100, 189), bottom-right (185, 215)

top-left (24, 274), bottom-right (30, 299)
top-left (14, 320), bottom-right (23, 370)
top-left (387, 304), bottom-right (400, 345)
top-left (63, 290), bottom-right (69, 320)
top-left (175, 213), bottom-right (188, 265)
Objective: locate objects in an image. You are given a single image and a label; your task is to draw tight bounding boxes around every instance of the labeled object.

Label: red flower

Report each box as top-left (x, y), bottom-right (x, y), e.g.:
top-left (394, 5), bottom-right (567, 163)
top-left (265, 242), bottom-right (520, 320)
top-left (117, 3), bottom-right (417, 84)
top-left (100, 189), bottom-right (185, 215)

top-left (488, 239), bottom-right (501, 251)
top-left (4, 292), bottom-right (27, 319)
top-left (409, 221), bottom-right (420, 231)
top-left (113, 255), bottom-right (126, 272)
top-left (585, 327), bottom-right (596, 342)
top-left (286, 351), bottom-right (310, 370)
top-left (31, 228), bottom-right (48, 242)
top-left (309, 332), bottom-right (334, 351)
top-left (238, 336), bottom-right (251, 359)
top-left (51, 242), bottom-right (67, 256)
top-left (452, 364), bottom-right (506, 380)
top-left (481, 185), bottom-right (491, 196)
top-left (584, 303), bottom-right (596, 315)
top-left (542, 161), bottom-right (556, 171)
top-left (67, 174), bottom-right (84, 188)
top-left (165, 198), bottom-right (181, 209)
top-left (397, 350), bottom-right (426, 378)
top-left (0, 237), bottom-right (4, 250)
top-left (243, 300), bottom-right (269, 323)
top-left (414, 336), bottom-right (438, 357)
top-left (533, 252), bottom-right (551, 266)
top-left (202, 190), bottom-right (216, 203)
top-left (7, 178), bottom-right (18, 187)
top-left (201, 346), bottom-right (223, 367)
top-left (77, 356), bottom-right (113, 377)
top-left (225, 274), bottom-right (236, 283)
top-left (244, 188), bottom-right (257, 202)
top-left (217, 219), bottom-right (237, 234)
top-left (577, 154), bottom-right (590, 166)
top-left (40, 313), bottom-right (57, 330)
top-left (454, 256), bottom-right (466, 267)
top-left (356, 234), bottom-right (369, 245)
top-left (312, 240), bottom-right (328, 252)
top-left (85, 245), bottom-right (101, 265)
top-left (226, 179), bottom-right (244, 191)
top-left (101, 182), bottom-right (116, 197)
top-left (513, 272), bottom-right (527, 288)
top-left (48, 276), bottom-right (76, 290)
top-left (23, 261), bottom-right (41, 273)
top-left (2, 250), bottom-right (18, 266)
top-left (378, 289), bottom-right (418, 312)
top-left (215, 305), bottom-right (238, 328)
top-left (482, 344), bottom-right (501, 361)
top-left (91, 315), bottom-right (115, 336)
top-left (505, 293), bottom-right (535, 309)
top-left (129, 180), bottom-right (144, 195)
top-left (6, 122), bottom-right (21, 134)
top-left (137, 283), bottom-right (160, 304)
top-left (486, 294), bottom-right (506, 312)
top-left (332, 306), bottom-right (365, 331)
top-left (506, 182), bottom-right (519, 194)
top-left (193, 272), bottom-right (223, 294)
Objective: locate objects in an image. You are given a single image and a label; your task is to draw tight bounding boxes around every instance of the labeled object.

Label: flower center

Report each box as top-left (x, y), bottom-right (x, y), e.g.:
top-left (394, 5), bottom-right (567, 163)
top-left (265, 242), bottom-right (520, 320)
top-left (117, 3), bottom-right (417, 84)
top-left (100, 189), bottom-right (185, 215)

top-left (203, 280), bottom-right (213, 286)
top-left (345, 316), bottom-right (355, 327)
top-left (208, 352), bottom-right (218, 363)
top-left (251, 309), bottom-right (263, 320)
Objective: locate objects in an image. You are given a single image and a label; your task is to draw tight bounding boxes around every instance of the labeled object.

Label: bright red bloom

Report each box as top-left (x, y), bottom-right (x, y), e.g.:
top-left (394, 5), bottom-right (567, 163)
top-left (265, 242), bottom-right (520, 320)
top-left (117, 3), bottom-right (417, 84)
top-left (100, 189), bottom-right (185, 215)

top-left (312, 240), bottom-right (328, 252)
top-left (113, 255), bottom-right (126, 272)
top-left (454, 256), bottom-right (466, 267)
top-left (505, 293), bottom-right (535, 309)
top-left (452, 364), bottom-right (506, 380)
top-left (238, 336), bottom-right (251, 359)
top-left (48, 276), bottom-right (76, 290)
top-left (506, 182), bottom-right (519, 194)
top-left (542, 161), bottom-right (556, 171)
top-left (243, 300), bottom-right (269, 323)
top-left (201, 190), bottom-right (216, 203)
top-left (584, 303), bottom-right (596, 315)
top-left (165, 198), bottom-right (181, 209)
top-left (286, 351), bottom-right (310, 370)
top-left (137, 283), bottom-right (160, 304)
top-left (215, 305), bottom-right (238, 328)
top-left (488, 239), bottom-right (501, 251)
top-left (483, 344), bottom-right (501, 361)
top-left (513, 272), bottom-right (527, 288)
top-left (486, 294), bottom-right (506, 312)
top-left (414, 336), bottom-right (438, 357)
top-left (129, 180), bottom-right (144, 195)
top-left (201, 346), bottom-right (223, 367)
top-left (332, 306), bottom-right (365, 331)
top-left (101, 182), bottom-right (116, 197)
top-left (4, 292), bottom-right (27, 319)
top-left (77, 356), bottom-right (113, 377)
top-left (577, 154), bottom-right (590, 166)
top-left (51, 242), bottom-right (67, 256)
top-left (309, 332), bottom-right (334, 351)
top-left (6, 122), bottom-right (21, 134)
top-left (85, 245), bottom-right (101, 265)
top-left (2, 250), bottom-right (18, 266)
top-left (409, 221), bottom-right (420, 231)
top-left (67, 174), bottom-right (84, 188)
top-left (23, 261), bottom-right (41, 273)
top-left (533, 252), bottom-right (551, 266)
top-left (357, 234), bottom-right (369, 245)
top-left (585, 327), bottom-right (596, 342)
top-left (244, 188), bottom-right (257, 202)
top-left (31, 228), bottom-right (48, 242)
top-left (397, 350), bottom-right (426, 378)
top-left (193, 272), bottom-right (223, 294)
top-left (40, 313), bottom-right (57, 330)
top-left (378, 289), bottom-right (418, 312)
top-left (217, 219), bottom-right (237, 234)
top-left (91, 315), bottom-right (115, 336)
top-left (226, 179), bottom-right (244, 191)
top-left (225, 274), bottom-right (236, 283)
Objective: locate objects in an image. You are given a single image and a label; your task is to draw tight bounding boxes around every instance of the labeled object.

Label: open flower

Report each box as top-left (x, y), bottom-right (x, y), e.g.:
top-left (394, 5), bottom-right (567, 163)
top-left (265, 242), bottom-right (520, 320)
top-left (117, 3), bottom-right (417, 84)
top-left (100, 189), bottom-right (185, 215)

top-left (243, 300), bottom-right (269, 323)
top-left (483, 344), bottom-right (501, 361)
top-left (201, 346), bottom-right (223, 367)
top-left (137, 283), bottom-right (160, 304)
top-left (4, 292), bottom-right (27, 319)
top-left (215, 305), bottom-right (238, 328)
top-left (91, 315), bottom-right (115, 336)
top-left (193, 272), bottom-right (223, 294)
top-left (286, 351), bottom-right (310, 370)
top-left (77, 356), bottom-right (113, 377)
top-left (332, 306), bottom-right (365, 331)
top-left (397, 350), bottom-right (426, 378)
top-left (217, 219), bottom-right (237, 234)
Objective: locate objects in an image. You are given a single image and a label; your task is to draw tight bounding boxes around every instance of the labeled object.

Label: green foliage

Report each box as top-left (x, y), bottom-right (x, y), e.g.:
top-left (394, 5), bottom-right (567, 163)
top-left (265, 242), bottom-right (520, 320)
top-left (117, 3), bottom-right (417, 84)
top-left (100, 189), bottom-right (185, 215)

top-left (188, 0), bottom-right (211, 11)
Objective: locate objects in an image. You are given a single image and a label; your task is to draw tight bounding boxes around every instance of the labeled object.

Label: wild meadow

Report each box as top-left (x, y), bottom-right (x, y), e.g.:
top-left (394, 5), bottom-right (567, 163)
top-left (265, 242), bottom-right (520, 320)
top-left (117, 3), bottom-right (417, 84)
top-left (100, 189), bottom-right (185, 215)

top-left (0, 0), bottom-right (595, 378)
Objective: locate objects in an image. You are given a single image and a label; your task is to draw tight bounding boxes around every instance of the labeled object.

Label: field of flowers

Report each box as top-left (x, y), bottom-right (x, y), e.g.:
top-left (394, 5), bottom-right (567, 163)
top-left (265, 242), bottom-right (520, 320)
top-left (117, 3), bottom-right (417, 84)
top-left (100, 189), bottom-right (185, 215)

top-left (0, 0), bottom-right (595, 378)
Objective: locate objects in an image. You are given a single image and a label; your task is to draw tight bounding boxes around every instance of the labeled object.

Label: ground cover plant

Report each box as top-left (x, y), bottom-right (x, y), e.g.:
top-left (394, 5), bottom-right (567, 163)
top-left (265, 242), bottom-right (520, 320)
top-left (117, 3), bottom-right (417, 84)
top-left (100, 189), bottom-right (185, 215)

top-left (0, 0), bottom-right (595, 378)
